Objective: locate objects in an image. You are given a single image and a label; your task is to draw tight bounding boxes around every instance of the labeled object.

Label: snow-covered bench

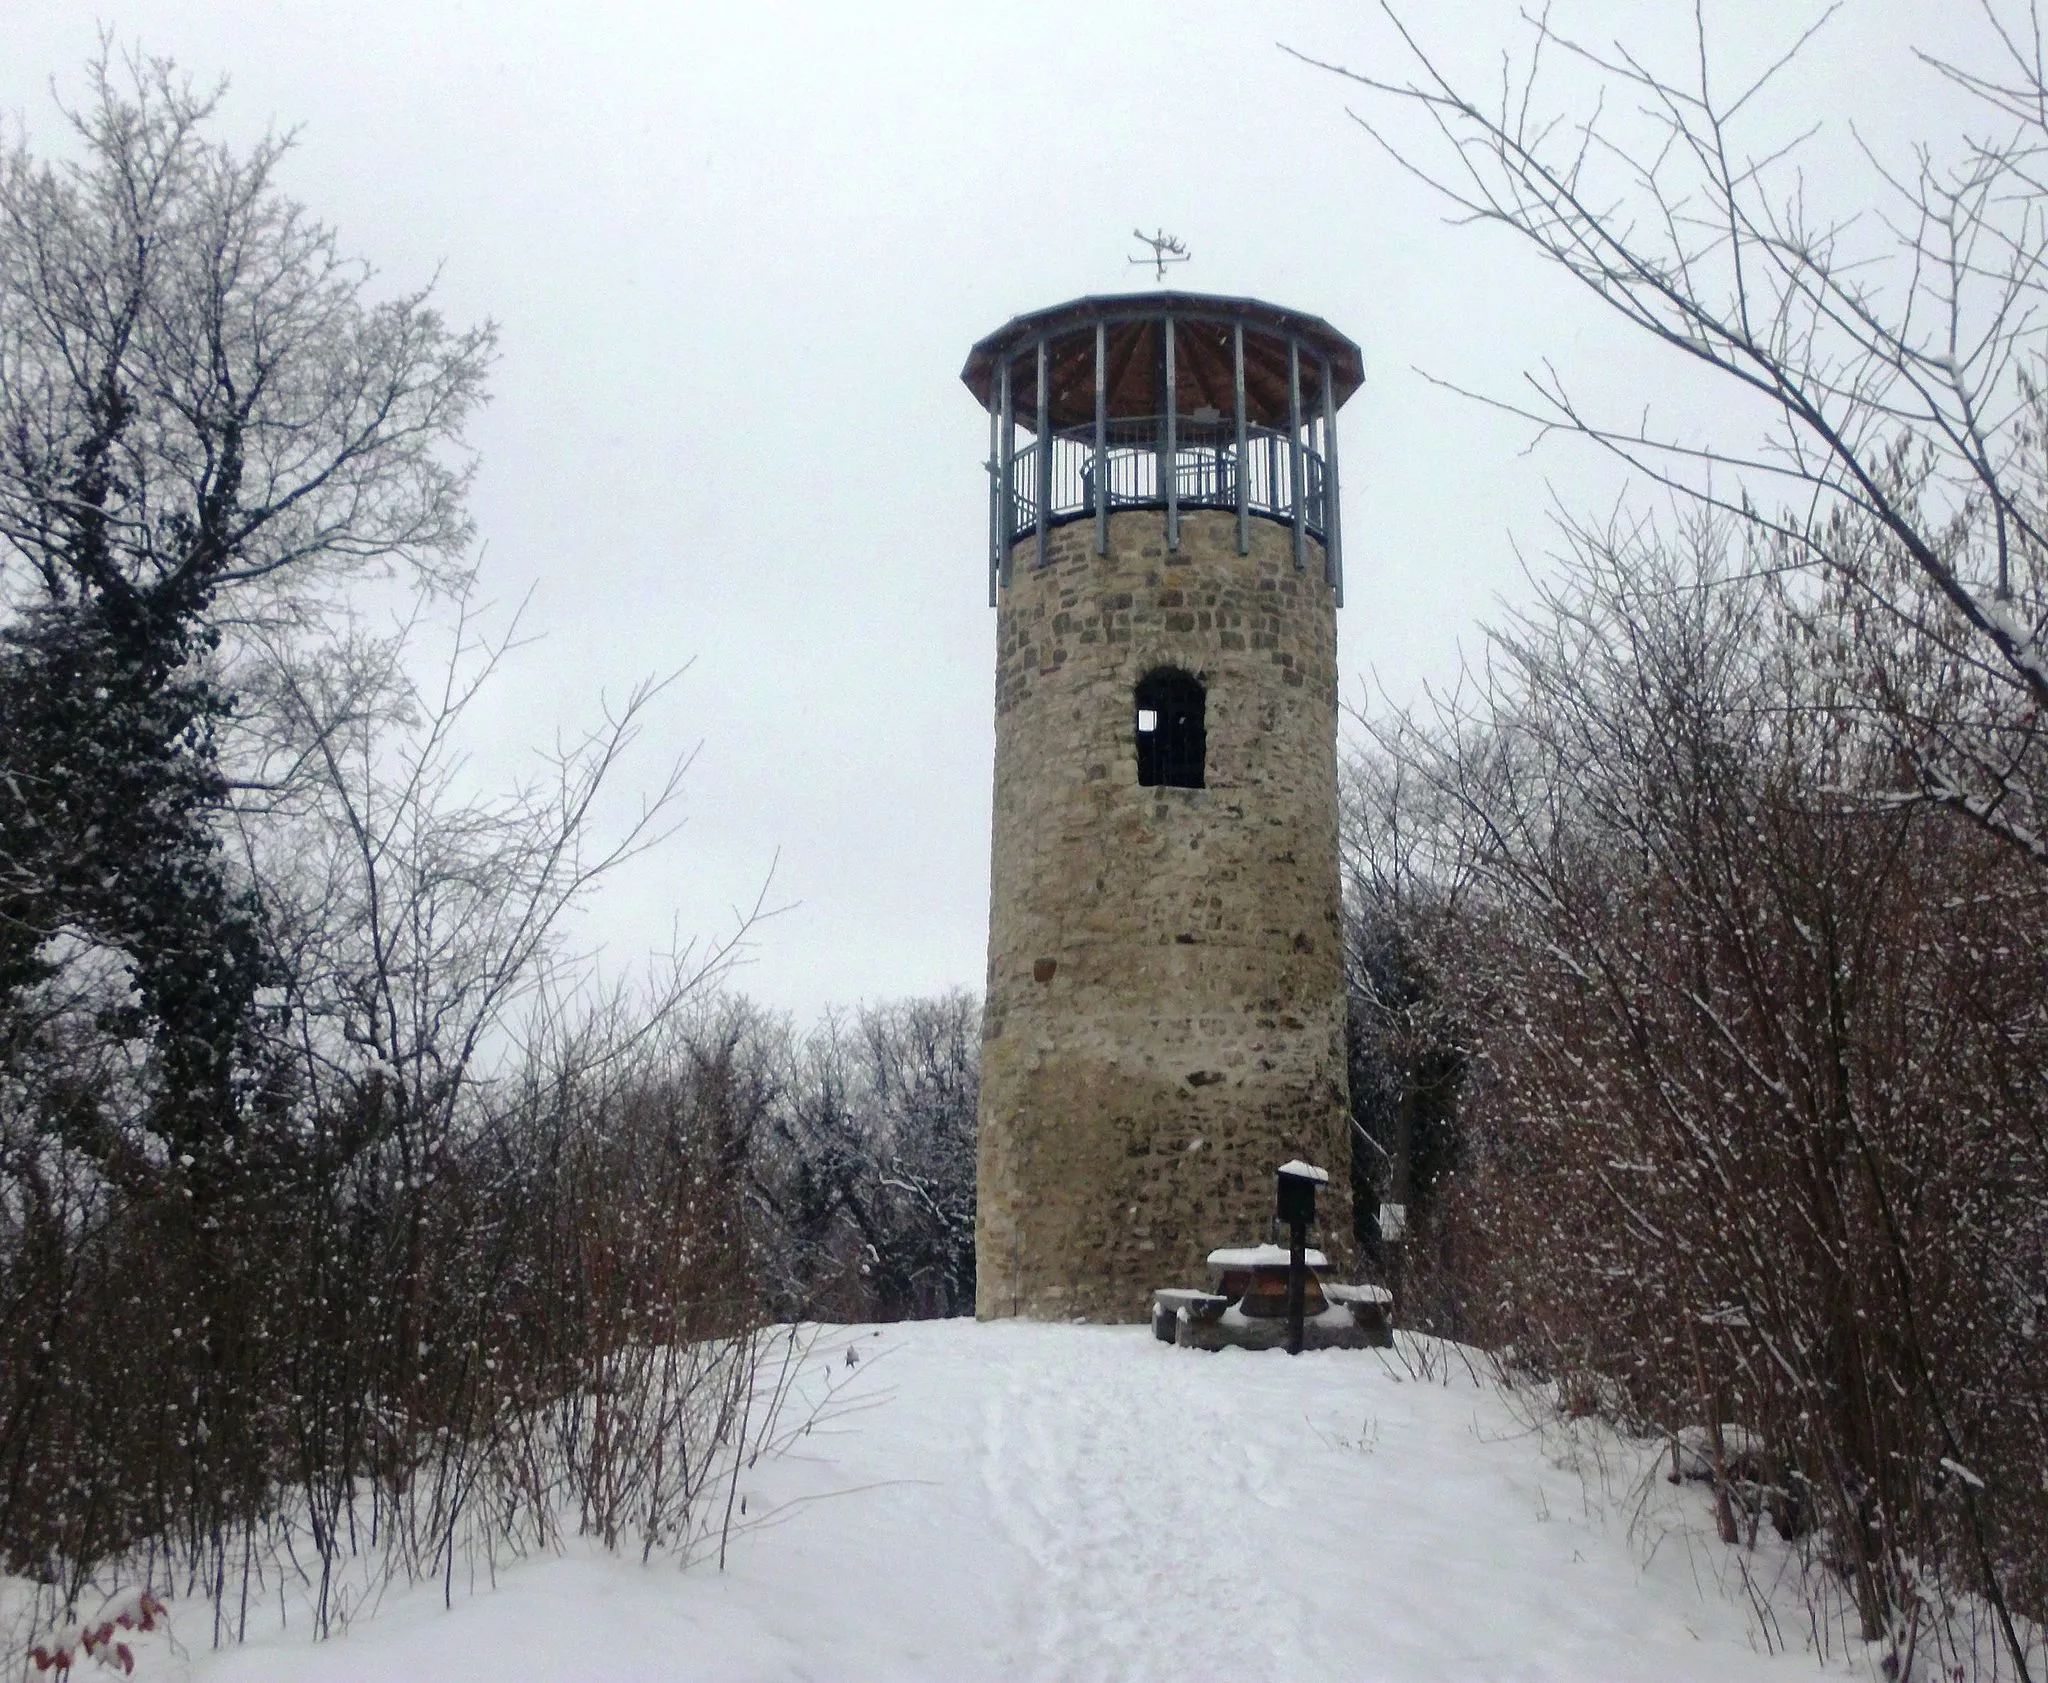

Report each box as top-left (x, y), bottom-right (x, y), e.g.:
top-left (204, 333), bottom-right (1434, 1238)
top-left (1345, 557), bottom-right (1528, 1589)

top-left (1149, 1288), bottom-right (1227, 1342)
top-left (1148, 1264), bottom-right (1396, 1351)
top-left (1322, 1281), bottom-right (1394, 1344)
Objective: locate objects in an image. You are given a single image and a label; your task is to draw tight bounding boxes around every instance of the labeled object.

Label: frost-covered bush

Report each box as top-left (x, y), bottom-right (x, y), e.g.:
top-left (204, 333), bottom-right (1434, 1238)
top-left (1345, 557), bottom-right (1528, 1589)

top-left (1350, 515), bottom-right (2048, 1668)
top-left (751, 994), bottom-right (979, 1323)
top-left (0, 49), bottom-right (778, 1655)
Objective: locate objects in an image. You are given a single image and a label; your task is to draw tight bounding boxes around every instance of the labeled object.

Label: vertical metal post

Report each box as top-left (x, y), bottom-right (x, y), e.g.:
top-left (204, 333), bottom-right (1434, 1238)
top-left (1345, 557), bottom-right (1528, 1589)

top-left (1288, 337), bottom-right (1306, 572)
top-left (986, 390), bottom-right (1001, 606)
top-left (1163, 315), bottom-right (1179, 551)
top-left (1034, 336), bottom-right (1051, 573)
top-left (997, 357), bottom-right (1014, 591)
top-left (1286, 1214), bottom-right (1308, 1357)
top-left (1276, 1163), bottom-right (1321, 1356)
top-left (1093, 319), bottom-right (1108, 556)
top-left (1321, 355), bottom-right (1344, 606)
top-left (1232, 321), bottom-right (1248, 556)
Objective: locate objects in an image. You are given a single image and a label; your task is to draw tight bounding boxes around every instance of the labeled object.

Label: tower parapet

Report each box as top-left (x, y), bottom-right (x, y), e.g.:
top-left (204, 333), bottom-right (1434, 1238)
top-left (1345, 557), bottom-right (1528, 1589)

top-left (962, 292), bottom-right (1360, 598)
top-left (965, 292), bottom-right (1361, 1322)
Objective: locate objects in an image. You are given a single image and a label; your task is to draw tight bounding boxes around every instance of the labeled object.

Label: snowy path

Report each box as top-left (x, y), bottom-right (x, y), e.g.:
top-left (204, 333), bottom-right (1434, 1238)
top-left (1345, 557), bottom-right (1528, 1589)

top-left (186, 1321), bottom-right (1837, 1682)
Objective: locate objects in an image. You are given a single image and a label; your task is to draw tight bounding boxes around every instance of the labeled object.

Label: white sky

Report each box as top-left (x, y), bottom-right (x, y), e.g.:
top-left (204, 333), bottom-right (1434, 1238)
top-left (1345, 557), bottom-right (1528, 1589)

top-left (2, 1), bottom-right (1985, 1018)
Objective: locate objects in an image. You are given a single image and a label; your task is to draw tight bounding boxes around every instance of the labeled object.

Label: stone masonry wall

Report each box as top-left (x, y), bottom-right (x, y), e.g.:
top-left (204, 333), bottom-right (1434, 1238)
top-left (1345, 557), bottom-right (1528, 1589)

top-left (975, 508), bottom-right (1352, 1322)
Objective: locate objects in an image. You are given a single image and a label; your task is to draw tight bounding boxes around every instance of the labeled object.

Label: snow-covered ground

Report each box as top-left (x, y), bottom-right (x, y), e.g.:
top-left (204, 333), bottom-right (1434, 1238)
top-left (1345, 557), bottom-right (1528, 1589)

top-left (83, 1321), bottom-right (1852, 1681)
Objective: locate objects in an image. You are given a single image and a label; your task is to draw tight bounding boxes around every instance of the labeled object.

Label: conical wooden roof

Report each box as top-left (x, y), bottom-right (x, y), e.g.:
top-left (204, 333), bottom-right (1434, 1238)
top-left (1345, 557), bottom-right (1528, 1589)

top-left (962, 292), bottom-right (1363, 432)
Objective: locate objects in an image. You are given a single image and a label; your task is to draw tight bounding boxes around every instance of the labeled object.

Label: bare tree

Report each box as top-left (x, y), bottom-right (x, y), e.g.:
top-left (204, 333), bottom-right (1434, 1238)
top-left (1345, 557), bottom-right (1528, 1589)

top-left (749, 993), bottom-right (980, 1322)
top-left (0, 50), bottom-right (796, 1654)
top-left (1339, 743), bottom-right (1473, 1313)
top-left (0, 48), bottom-right (490, 618)
top-left (1366, 508), bottom-right (2048, 1676)
top-left (1294, 2), bottom-right (2048, 865)
top-left (253, 599), bottom-right (712, 1160)
top-left (0, 45), bottom-right (493, 1169)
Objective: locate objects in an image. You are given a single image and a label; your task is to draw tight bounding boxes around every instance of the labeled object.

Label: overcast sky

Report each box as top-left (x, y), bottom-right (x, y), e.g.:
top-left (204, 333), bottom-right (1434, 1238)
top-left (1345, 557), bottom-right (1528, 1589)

top-left (3, 1), bottom-right (1987, 1020)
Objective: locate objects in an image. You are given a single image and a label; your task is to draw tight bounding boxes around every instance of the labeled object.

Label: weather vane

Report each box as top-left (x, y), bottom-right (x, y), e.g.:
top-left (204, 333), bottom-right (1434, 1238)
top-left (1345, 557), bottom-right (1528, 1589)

top-left (1129, 228), bottom-right (1191, 283)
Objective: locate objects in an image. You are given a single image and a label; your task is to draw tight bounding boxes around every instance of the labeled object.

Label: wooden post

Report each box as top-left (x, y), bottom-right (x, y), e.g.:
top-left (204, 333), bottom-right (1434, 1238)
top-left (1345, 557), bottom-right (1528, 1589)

top-left (1388, 1075), bottom-right (1414, 1311)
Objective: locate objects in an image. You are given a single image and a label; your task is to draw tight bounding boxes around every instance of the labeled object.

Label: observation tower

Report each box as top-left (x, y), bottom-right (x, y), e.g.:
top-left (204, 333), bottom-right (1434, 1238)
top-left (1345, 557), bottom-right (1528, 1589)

top-left (963, 292), bottom-right (1362, 1321)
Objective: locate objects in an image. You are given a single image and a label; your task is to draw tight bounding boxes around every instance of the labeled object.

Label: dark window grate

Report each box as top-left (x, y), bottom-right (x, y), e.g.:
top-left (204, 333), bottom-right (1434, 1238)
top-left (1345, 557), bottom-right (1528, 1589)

top-left (1135, 669), bottom-right (1205, 789)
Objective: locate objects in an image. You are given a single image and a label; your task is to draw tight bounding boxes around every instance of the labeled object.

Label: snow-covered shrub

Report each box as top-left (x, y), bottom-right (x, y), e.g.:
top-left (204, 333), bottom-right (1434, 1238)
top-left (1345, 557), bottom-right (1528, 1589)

top-left (1350, 513), bottom-right (2048, 1673)
top-left (748, 993), bottom-right (979, 1323)
top-left (0, 51), bottom-right (774, 1660)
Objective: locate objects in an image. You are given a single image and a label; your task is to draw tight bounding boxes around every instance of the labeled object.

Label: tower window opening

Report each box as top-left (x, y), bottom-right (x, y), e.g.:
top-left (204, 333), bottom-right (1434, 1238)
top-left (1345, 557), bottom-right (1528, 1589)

top-left (1135, 669), bottom-right (1206, 789)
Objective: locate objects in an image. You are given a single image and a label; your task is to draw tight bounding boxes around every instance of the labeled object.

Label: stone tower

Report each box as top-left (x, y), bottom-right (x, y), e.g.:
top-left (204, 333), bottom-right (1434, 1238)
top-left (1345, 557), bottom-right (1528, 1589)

top-left (963, 293), bottom-right (1361, 1322)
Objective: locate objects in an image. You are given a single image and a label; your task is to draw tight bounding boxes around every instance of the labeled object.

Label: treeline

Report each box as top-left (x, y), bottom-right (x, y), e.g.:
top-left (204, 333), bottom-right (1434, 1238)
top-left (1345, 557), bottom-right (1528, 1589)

top-left (0, 980), bottom-right (976, 1634)
top-left (1341, 515), bottom-right (2048, 1669)
top-left (0, 54), bottom-right (976, 1646)
top-left (1318, 5), bottom-right (2048, 1672)
top-left (744, 995), bottom-right (979, 1323)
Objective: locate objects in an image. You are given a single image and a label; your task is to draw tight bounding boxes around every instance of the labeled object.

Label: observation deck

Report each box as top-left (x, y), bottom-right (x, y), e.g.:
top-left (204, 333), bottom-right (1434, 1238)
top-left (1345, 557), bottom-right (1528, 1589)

top-left (962, 292), bottom-right (1363, 603)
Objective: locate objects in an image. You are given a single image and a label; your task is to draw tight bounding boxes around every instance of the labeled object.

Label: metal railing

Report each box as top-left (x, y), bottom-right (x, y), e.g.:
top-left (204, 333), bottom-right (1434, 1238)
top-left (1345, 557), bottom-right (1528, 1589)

top-left (1006, 417), bottom-right (1326, 545)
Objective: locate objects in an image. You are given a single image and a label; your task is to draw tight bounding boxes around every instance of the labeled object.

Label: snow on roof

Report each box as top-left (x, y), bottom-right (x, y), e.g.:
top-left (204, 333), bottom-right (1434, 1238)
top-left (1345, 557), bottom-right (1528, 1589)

top-left (1206, 1244), bottom-right (1330, 1270)
top-left (1276, 1159), bottom-right (1329, 1183)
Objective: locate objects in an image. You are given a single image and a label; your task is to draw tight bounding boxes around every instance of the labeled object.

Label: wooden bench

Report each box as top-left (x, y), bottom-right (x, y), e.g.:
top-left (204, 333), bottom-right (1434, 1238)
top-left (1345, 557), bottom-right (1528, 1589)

top-left (1149, 1288), bottom-right (1228, 1342)
top-left (1323, 1282), bottom-right (1394, 1345)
